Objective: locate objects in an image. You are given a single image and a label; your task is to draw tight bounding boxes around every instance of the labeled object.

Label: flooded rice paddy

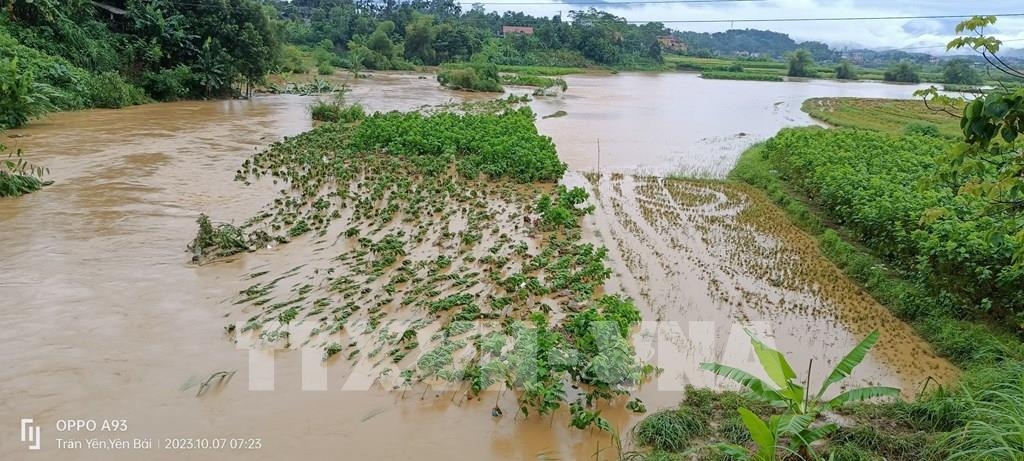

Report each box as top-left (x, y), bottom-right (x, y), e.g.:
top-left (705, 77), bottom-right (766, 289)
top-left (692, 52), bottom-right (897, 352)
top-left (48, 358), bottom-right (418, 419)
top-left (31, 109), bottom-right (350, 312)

top-left (1, 71), bottom-right (952, 459)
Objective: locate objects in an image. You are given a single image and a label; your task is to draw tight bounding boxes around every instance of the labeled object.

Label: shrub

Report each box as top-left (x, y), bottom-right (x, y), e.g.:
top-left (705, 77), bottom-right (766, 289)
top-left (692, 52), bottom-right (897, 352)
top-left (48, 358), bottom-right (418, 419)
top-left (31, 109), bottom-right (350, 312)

top-left (437, 63), bottom-right (503, 92)
top-left (632, 407), bottom-right (709, 452)
top-left (903, 121), bottom-right (941, 137)
top-left (500, 74), bottom-right (567, 91)
top-left (884, 60), bottom-right (921, 83)
top-left (700, 71), bottom-right (784, 82)
top-left (310, 100), bottom-right (342, 122)
top-left (142, 65), bottom-right (194, 101)
top-left (86, 71), bottom-right (148, 109)
top-left (535, 185), bottom-right (595, 230)
top-left (836, 60), bottom-right (858, 80)
top-left (0, 57), bottom-right (48, 129)
top-left (316, 62), bottom-right (334, 75)
top-left (311, 100), bottom-right (365, 123)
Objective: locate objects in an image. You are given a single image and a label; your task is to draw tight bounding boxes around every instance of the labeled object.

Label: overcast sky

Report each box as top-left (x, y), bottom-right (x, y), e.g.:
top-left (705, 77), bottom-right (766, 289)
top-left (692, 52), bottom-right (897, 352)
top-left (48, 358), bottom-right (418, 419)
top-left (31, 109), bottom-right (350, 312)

top-left (476, 0), bottom-right (1024, 52)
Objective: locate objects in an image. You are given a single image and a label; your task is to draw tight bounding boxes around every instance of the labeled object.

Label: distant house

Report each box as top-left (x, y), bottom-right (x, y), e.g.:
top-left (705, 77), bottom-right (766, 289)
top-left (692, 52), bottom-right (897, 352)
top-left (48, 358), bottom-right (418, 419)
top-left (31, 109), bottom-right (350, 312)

top-left (656, 35), bottom-right (687, 52)
top-left (501, 26), bottom-right (534, 36)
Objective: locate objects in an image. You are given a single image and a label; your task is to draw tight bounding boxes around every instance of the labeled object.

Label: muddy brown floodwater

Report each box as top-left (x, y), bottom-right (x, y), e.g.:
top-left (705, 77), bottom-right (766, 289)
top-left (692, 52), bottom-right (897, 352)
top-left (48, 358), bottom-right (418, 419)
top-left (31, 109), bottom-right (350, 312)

top-left (1, 71), bottom-right (953, 460)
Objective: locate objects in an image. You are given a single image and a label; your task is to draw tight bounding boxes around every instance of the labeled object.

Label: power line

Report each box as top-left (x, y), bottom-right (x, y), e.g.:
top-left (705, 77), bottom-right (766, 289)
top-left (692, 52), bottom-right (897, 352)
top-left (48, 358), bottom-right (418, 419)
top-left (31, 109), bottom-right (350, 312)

top-left (150, 0), bottom-right (766, 7)
top-left (621, 13), bottom-right (1024, 24)
top-left (888, 38), bottom-right (1024, 52)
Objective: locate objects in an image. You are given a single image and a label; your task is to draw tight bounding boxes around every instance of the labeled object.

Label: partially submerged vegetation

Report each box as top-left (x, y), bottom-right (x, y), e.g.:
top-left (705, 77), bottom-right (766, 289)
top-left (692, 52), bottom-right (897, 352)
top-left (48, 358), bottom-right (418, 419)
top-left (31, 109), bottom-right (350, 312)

top-left (188, 214), bottom-right (257, 264)
top-left (0, 141), bottom-right (49, 197)
top-left (500, 74), bottom-right (568, 92)
top-left (309, 86), bottom-right (366, 123)
top-left (700, 71), bottom-right (784, 82)
top-left (437, 62), bottom-right (504, 92)
top-left (205, 101), bottom-right (655, 428)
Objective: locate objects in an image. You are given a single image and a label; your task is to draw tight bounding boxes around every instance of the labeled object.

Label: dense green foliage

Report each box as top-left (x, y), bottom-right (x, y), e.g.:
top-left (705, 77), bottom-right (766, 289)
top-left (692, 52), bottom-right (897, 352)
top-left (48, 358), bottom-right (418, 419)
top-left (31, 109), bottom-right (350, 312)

top-left (759, 127), bottom-right (1022, 328)
top-left (920, 17), bottom-right (1024, 295)
top-left (436, 62), bottom-right (503, 92)
top-left (0, 0), bottom-right (279, 124)
top-left (884, 60), bottom-right (921, 83)
top-left (499, 73), bottom-right (567, 91)
top-left (786, 49), bottom-right (814, 78)
top-left (276, 2), bottom-right (669, 70)
top-left (348, 107), bottom-right (565, 182)
top-left (731, 141), bottom-right (1024, 461)
top-left (700, 71), bottom-right (784, 82)
top-left (310, 99), bottom-right (365, 123)
top-left (835, 60), bottom-right (858, 80)
top-left (942, 59), bottom-right (982, 85)
top-left (675, 29), bottom-right (837, 62)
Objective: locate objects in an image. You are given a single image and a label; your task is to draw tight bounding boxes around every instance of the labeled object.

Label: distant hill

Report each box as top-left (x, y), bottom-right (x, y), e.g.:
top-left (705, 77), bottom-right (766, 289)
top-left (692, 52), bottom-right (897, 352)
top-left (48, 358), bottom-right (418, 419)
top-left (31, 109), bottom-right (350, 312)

top-left (674, 29), bottom-right (839, 62)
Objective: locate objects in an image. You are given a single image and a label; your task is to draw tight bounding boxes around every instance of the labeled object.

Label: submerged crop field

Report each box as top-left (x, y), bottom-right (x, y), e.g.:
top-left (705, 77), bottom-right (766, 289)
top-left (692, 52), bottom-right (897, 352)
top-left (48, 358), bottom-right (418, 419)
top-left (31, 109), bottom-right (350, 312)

top-left (183, 95), bottom-right (972, 459)
top-left (201, 102), bottom-right (659, 429)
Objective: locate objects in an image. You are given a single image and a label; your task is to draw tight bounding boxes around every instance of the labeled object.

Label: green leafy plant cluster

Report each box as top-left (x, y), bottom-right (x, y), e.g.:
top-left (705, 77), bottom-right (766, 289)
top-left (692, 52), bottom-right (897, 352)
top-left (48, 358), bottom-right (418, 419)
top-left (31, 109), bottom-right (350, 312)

top-left (759, 127), bottom-right (1023, 329)
top-left (0, 142), bottom-right (50, 197)
top-left (436, 62), bottom-right (504, 92)
top-left (534, 185), bottom-right (595, 230)
top-left (499, 73), bottom-right (568, 91)
top-left (187, 214), bottom-right (257, 264)
top-left (700, 71), bottom-right (784, 82)
top-left (349, 107), bottom-right (566, 182)
top-left (310, 89), bottom-right (366, 124)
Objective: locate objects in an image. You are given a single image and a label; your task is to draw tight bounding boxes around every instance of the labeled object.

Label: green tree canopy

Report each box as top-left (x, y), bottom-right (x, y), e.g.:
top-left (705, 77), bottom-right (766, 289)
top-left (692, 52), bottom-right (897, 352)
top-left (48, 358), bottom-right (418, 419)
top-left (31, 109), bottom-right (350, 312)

top-left (884, 60), bottom-right (920, 83)
top-left (786, 49), bottom-right (814, 77)
top-left (942, 58), bottom-right (982, 85)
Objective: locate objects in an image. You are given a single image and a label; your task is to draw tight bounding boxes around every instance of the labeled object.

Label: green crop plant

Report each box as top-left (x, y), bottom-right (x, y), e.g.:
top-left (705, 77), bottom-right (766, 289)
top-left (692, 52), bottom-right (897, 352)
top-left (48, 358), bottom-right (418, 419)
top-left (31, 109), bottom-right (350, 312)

top-left (711, 408), bottom-right (823, 461)
top-left (758, 127), bottom-right (1022, 328)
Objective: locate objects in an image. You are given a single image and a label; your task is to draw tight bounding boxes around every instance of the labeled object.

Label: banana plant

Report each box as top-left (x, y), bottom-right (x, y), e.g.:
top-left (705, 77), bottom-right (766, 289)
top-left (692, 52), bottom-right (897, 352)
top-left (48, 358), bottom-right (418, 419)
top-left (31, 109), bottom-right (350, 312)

top-left (712, 408), bottom-right (834, 461)
top-left (700, 330), bottom-right (900, 415)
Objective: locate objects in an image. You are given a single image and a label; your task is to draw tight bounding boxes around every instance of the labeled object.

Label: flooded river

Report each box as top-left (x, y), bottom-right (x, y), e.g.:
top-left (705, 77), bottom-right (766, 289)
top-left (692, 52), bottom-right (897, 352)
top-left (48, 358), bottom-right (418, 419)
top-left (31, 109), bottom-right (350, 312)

top-left (0, 71), bottom-right (952, 459)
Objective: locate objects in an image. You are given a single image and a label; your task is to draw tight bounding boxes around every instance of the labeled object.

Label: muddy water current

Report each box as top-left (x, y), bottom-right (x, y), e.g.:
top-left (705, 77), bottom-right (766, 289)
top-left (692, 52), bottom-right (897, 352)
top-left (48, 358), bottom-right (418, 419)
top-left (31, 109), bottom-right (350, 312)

top-left (1, 71), bottom-right (953, 460)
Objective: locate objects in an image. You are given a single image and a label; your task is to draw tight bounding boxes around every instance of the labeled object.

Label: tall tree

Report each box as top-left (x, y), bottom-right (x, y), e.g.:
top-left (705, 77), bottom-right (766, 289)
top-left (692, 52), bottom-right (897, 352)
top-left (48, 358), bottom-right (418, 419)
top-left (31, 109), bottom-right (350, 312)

top-left (942, 58), bottom-right (982, 85)
top-left (786, 49), bottom-right (814, 77)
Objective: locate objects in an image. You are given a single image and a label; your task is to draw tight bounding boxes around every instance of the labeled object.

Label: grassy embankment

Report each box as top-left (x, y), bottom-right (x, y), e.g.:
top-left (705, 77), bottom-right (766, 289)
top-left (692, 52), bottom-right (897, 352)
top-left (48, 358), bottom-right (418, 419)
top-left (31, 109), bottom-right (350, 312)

top-left (801, 97), bottom-right (963, 138)
top-left (666, 97), bottom-right (1024, 461)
